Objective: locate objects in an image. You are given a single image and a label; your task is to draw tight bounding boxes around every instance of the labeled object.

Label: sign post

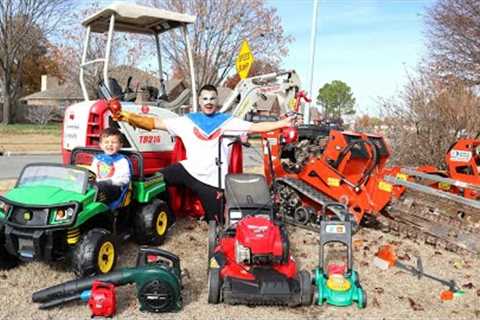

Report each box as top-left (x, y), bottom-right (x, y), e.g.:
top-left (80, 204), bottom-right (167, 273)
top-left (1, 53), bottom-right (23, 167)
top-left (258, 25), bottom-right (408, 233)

top-left (235, 40), bottom-right (254, 80)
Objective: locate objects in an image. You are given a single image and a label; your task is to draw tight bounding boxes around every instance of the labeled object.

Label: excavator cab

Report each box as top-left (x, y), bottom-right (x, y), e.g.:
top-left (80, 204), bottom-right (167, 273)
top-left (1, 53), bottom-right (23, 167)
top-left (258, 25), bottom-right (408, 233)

top-left (62, 3), bottom-right (198, 176)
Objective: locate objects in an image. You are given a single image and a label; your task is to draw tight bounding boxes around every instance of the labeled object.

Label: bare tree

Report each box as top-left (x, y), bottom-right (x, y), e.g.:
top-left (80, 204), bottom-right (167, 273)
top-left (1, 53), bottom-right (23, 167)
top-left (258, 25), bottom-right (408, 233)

top-left (145, 0), bottom-right (292, 88)
top-left (353, 115), bottom-right (383, 133)
top-left (57, 1), bottom-right (151, 99)
top-left (223, 59), bottom-right (279, 89)
top-left (380, 70), bottom-right (480, 167)
top-left (25, 105), bottom-right (58, 126)
top-left (426, 0), bottom-right (480, 86)
top-left (0, 0), bottom-right (72, 124)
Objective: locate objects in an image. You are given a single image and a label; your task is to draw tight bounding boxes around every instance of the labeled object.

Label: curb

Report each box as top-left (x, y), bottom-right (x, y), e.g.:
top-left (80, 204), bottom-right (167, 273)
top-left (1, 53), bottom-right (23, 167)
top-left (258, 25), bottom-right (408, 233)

top-left (0, 151), bottom-right (61, 156)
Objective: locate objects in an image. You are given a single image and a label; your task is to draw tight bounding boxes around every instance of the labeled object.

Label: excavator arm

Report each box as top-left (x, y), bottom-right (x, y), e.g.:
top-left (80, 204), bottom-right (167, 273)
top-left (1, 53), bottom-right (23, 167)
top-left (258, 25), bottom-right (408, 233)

top-left (220, 70), bottom-right (302, 119)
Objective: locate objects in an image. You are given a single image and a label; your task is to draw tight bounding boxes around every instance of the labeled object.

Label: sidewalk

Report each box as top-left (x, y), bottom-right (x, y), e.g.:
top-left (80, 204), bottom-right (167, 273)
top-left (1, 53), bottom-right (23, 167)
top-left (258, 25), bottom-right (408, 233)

top-left (0, 150), bottom-right (61, 156)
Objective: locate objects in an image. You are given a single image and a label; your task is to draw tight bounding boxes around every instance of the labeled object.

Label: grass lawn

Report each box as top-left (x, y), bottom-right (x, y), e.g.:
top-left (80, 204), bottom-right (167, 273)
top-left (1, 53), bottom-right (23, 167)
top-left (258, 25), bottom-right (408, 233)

top-left (0, 123), bottom-right (61, 152)
top-left (0, 123), bottom-right (62, 135)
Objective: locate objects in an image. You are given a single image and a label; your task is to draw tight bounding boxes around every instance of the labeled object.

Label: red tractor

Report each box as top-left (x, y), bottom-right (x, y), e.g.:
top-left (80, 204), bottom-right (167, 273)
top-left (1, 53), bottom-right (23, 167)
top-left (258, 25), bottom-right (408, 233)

top-left (207, 135), bottom-right (312, 307)
top-left (261, 126), bottom-right (394, 229)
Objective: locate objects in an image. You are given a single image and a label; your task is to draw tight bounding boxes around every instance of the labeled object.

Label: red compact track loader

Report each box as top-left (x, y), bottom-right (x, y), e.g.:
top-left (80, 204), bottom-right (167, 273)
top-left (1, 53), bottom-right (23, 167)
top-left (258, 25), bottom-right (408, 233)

top-left (261, 126), bottom-right (394, 229)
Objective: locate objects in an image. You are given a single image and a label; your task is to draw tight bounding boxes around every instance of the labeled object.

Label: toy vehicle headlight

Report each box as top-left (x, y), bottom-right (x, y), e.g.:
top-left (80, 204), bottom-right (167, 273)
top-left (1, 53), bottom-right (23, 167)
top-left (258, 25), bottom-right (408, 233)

top-left (0, 199), bottom-right (10, 214)
top-left (476, 146), bottom-right (480, 156)
top-left (51, 206), bottom-right (76, 223)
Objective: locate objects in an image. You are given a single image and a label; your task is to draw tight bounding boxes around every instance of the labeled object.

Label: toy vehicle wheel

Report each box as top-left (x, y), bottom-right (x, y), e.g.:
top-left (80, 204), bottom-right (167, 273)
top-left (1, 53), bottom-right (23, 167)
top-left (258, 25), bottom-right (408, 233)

top-left (207, 220), bottom-right (218, 260)
top-left (134, 199), bottom-right (171, 245)
top-left (299, 270), bottom-right (313, 306)
top-left (72, 228), bottom-right (117, 277)
top-left (0, 228), bottom-right (18, 270)
top-left (207, 268), bottom-right (221, 304)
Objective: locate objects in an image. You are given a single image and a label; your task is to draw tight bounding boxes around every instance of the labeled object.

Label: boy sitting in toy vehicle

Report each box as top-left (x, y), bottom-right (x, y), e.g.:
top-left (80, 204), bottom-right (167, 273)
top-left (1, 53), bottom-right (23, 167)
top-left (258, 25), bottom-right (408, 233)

top-left (89, 128), bottom-right (131, 208)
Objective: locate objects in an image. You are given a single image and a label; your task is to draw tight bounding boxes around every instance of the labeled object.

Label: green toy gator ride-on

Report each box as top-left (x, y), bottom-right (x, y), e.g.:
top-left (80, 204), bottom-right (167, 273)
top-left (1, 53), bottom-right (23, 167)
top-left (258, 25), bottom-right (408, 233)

top-left (0, 147), bottom-right (173, 277)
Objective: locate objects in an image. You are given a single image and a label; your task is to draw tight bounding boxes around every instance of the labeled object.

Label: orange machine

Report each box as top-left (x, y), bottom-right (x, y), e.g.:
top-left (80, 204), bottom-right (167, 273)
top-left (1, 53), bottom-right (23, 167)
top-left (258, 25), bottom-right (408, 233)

top-left (421, 138), bottom-right (480, 199)
top-left (386, 137), bottom-right (480, 201)
top-left (261, 128), bottom-right (395, 228)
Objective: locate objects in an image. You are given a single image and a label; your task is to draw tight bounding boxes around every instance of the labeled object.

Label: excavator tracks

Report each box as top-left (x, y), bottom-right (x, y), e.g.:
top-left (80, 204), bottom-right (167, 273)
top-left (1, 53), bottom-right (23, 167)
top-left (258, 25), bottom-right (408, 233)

top-left (275, 178), bottom-right (480, 255)
top-left (379, 190), bottom-right (480, 255)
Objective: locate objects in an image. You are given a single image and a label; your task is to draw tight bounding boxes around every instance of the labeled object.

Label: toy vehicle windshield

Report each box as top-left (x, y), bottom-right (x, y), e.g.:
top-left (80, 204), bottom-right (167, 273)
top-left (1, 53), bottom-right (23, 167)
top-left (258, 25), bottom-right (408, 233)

top-left (17, 165), bottom-right (88, 194)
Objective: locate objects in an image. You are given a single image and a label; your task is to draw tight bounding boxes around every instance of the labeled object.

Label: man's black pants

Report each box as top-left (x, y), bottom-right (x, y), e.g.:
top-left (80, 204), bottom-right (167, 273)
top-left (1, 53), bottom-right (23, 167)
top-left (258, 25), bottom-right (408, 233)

top-left (160, 163), bottom-right (222, 222)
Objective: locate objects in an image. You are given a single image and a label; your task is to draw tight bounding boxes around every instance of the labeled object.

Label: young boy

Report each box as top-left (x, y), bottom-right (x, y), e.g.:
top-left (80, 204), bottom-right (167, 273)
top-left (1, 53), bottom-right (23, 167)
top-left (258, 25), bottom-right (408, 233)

top-left (90, 128), bottom-right (131, 205)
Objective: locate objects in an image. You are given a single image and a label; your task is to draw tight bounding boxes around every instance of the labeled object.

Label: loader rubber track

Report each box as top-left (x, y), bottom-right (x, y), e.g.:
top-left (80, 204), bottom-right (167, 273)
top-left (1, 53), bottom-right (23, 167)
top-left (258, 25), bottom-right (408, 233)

top-left (275, 177), bottom-right (344, 231)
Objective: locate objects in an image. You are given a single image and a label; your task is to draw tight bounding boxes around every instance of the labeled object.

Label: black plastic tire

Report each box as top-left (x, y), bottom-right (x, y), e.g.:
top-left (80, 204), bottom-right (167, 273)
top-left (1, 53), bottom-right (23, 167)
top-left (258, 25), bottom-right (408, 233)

top-left (134, 199), bottom-right (171, 245)
top-left (207, 268), bottom-right (221, 304)
top-left (299, 270), bottom-right (313, 306)
top-left (207, 220), bottom-right (217, 261)
top-left (72, 228), bottom-right (117, 277)
top-left (0, 227), bottom-right (18, 270)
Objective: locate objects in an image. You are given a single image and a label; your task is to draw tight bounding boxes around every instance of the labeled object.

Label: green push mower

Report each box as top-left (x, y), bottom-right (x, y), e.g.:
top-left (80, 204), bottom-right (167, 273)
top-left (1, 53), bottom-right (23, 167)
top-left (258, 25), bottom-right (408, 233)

top-left (313, 203), bottom-right (366, 308)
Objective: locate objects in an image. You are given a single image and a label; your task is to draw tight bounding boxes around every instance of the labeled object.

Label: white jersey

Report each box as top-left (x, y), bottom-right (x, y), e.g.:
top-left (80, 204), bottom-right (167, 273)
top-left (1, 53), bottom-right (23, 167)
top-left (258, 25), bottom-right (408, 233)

top-left (89, 154), bottom-right (131, 186)
top-left (164, 114), bottom-right (252, 188)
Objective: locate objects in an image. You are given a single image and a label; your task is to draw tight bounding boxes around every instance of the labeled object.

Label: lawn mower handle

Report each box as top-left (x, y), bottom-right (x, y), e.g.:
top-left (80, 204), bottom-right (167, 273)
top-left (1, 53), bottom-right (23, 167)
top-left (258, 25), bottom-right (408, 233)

top-left (318, 204), bottom-right (354, 274)
top-left (216, 134), bottom-right (250, 190)
top-left (321, 202), bottom-right (351, 222)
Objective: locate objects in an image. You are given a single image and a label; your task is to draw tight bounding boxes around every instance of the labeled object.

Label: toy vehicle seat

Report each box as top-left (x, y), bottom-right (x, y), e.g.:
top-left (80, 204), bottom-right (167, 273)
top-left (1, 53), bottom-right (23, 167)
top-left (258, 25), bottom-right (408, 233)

top-left (224, 173), bottom-right (273, 225)
top-left (69, 147), bottom-right (145, 208)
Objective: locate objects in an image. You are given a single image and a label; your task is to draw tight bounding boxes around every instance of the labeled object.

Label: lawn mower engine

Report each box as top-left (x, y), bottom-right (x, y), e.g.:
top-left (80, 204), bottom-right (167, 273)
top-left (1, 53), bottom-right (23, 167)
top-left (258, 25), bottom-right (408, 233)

top-left (232, 216), bottom-right (288, 266)
top-left (207, 173), bottom-right (312, 307)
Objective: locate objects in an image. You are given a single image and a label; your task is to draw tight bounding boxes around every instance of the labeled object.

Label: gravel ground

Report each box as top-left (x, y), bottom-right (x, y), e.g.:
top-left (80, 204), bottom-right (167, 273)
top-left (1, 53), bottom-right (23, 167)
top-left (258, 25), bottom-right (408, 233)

top-left (0, 153), bottom-right (479, 319)
top-left (0, 216), bottom-right (478, 320)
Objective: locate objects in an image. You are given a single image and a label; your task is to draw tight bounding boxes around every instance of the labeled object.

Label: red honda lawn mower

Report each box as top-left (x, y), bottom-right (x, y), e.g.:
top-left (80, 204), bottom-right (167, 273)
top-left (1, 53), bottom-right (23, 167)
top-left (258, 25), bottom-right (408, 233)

top-left (207, 134), bottom-right (312, 307)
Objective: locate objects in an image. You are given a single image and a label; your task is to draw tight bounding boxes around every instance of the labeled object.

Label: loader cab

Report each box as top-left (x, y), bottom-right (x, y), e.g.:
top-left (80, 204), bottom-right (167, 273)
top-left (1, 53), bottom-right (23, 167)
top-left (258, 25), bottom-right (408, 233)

top-left (62, 3), bottom-right (198, 176)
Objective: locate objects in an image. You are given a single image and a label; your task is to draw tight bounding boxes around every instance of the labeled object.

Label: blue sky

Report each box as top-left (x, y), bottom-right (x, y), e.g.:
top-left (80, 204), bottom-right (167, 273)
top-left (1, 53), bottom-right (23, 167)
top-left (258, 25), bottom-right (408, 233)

top-left (269, 0), bottom-right (435, 115)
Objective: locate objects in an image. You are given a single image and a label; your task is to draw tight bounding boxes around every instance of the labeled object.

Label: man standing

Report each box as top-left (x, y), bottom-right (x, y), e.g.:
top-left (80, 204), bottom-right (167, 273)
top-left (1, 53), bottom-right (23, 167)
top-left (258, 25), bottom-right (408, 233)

top-left (113, 84), bottom-right (296, 221)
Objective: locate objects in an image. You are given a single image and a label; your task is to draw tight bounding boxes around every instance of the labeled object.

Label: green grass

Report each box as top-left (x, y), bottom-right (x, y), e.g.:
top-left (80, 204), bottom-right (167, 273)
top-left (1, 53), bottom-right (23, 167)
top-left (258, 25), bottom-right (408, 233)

top-left (0, 123), bottom-right (62, 135)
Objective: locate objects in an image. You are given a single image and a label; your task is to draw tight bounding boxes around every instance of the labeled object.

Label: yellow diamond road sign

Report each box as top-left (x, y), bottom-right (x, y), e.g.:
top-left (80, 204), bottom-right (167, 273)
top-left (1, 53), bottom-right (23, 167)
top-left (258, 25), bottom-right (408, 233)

top-left (236, 40), bottom-right (254, 80)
